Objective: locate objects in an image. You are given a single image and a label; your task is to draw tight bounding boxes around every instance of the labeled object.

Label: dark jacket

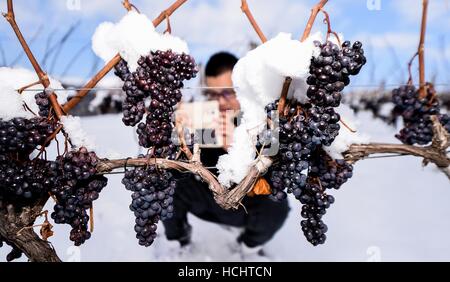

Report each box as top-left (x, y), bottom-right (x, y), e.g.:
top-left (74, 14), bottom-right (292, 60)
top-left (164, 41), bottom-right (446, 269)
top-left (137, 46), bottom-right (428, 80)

top-left (162, 148), bottom-right (290, 247)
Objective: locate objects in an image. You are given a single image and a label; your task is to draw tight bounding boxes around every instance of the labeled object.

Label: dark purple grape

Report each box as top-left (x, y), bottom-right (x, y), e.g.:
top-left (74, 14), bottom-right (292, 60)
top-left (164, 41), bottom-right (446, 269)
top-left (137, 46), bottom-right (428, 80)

top-left (307, 40), bottom-right (366, 108)
top-left (392, 83), bottom-right (447, 145)
top-left (0, 117), bottom-right (56, 155)
top-left (114, 50), bottom-right (198, 154)
top-left (49, 147), bottom-right (108, 246)
top-left (122, 164), bottom-right (176, 247)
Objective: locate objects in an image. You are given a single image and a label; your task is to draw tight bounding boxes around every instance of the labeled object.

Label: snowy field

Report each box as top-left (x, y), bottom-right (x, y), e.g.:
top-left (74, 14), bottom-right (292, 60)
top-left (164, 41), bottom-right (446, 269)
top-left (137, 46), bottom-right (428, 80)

top-left (1, 110), bottom-right (449, 262)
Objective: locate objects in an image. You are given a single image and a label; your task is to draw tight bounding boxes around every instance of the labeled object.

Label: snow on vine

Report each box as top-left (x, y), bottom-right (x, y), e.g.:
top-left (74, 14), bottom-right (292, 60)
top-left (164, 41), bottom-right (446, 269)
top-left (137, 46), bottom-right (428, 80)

top-left (0, 85), bottom-right (33, 120)
top-left (0, 67), bottom-right (69, 117)
top-left (92, 11), bottom-right (189, 71)
top-left (217, 32), bottom-right (368, 187)
top-left (324, 103), bottom-right (370, 159)
top-left (60, 116), bottom-right (97, 151)
top-left (216, 32), bottom-right (320, 187)
top-left (0, 67), bottom-right (97, 150)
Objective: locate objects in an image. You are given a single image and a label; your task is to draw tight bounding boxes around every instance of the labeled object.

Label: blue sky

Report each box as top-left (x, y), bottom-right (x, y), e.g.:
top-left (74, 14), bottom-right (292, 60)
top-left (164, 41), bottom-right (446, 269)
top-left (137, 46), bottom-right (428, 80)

top-left (0, 0), bottom-right (449, 89)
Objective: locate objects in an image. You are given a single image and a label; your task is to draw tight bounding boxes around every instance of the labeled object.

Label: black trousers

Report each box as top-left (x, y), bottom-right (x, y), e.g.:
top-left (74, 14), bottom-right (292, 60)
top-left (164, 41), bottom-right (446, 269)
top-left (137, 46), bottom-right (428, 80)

top-left (162, 175), bottom-right (290, 248)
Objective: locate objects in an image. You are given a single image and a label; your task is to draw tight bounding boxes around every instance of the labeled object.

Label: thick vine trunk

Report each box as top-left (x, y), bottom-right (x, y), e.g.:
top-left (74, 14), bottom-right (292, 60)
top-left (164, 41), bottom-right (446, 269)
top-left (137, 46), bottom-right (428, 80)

top-left (0, 197), bottom-right (61, 262)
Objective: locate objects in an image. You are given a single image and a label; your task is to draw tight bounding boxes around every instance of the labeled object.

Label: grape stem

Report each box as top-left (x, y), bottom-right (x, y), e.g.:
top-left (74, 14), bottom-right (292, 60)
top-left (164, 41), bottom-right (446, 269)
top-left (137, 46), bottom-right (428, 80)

top-left (320, 9), bottom-right (341, 46)
top-left (62, 0), bottom-right (190, 113)
top-left (300, 0), bottom-right (329, 42)
top-left (35, 124), bottom-right (64, 160)
top-left (407, 51), bottom-right (419, 85)
top-left (17, 80), bottom-right (41, 94)
top-left (277, 77), bottom-right (293, 115)
top-left (278, 0), bottom-right (329, 116)
top-left (3, 0), bottom-right (46, 86)
top-left (240, 0), bottom-right (267, 43)
top-left (247, 6), bottom-right (292, 118)
top-left (164, 12), bottom-right (172, 34)
top-left (339, 118), bottom-right (357, 133)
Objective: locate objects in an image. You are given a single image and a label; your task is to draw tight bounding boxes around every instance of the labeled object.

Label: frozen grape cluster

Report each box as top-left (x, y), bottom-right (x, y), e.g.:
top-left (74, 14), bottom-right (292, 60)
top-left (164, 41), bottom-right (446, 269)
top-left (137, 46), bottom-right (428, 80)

top-left (0, 117), bottom-right (56, 156)
top-left (34, 91), bottom-right (51, 117)
top-left (122, 163), bottom-right (176, 247)
top-left (262, 39), bottom-right (366, 246)
top-left (114, 50), bottom-right (198, 152)
top-left (50, 147), bottom-right (108, 246)
top-left (392, 83), bottom-right (450, 145)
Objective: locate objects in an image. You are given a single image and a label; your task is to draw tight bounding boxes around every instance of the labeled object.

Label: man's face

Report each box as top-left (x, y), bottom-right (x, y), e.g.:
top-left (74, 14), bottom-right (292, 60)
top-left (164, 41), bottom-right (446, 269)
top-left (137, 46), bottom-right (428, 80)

top-left (205, 71), bottom-right (240, 111)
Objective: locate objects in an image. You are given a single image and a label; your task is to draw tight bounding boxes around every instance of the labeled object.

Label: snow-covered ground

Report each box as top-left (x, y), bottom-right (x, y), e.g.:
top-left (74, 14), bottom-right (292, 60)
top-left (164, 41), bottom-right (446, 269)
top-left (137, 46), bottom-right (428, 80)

top-left (1, 111), bottom-right (449, 262)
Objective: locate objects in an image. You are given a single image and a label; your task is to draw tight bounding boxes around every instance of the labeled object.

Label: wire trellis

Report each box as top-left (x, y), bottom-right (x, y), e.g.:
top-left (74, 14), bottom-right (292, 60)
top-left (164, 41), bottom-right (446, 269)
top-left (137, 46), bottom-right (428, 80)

top-left (19, 86), bottom-right (238, 92)
top-left (16, 84), bottom-right (450, 92)
top-left (17, 83), bottom-right (449, 175)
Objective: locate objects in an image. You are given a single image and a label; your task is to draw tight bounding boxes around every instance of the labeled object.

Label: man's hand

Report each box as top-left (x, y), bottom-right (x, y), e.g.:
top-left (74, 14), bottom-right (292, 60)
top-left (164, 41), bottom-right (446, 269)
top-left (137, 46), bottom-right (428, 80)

top-left (219, 109), bottom-right (239, 149)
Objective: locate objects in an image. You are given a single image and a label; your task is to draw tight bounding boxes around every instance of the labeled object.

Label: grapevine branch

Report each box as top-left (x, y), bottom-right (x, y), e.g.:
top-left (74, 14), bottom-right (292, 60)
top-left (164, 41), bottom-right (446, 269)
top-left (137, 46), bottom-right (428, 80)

top-left (98, 124), bottom-right (449, 212)
top-left (345, 143), bottom-right (449, 169)
top-left (300, 0), bottom-right (328, 42)
top-left (1, 0), bottom-right (190, 262)
top-left (240, 0), bottom-right (267, 43)
top-left (1, 0), bottom-right (65, 262)
top-left (3, 0), bottom-right (64, 119)
top-left (98, 112), bottom-right (449, 209)
top-left (62, 54), bottom-right (122, 113)
top-left (241, 0), bottom-right (293, 118)
top-left (96, 158), bottom-right (227, 207)
top-left (345, 116), bottom-right (450, 180)
top-left (3, 0), bottom-right (46, 85)
top-left (278, 1), bottom-right (329, 118)
top-left (153, 0), bottom-right (188, 28)
top-left (62, 0), bottom-right (189, 113)
top-left (122, 0), bottom-right (140, 13)
top-left (418, 0), bottom-right (428, 98)
top-left (96, 155), bottom-right (274, 210)
top-left (2, 0), bottom-right (448, 262)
